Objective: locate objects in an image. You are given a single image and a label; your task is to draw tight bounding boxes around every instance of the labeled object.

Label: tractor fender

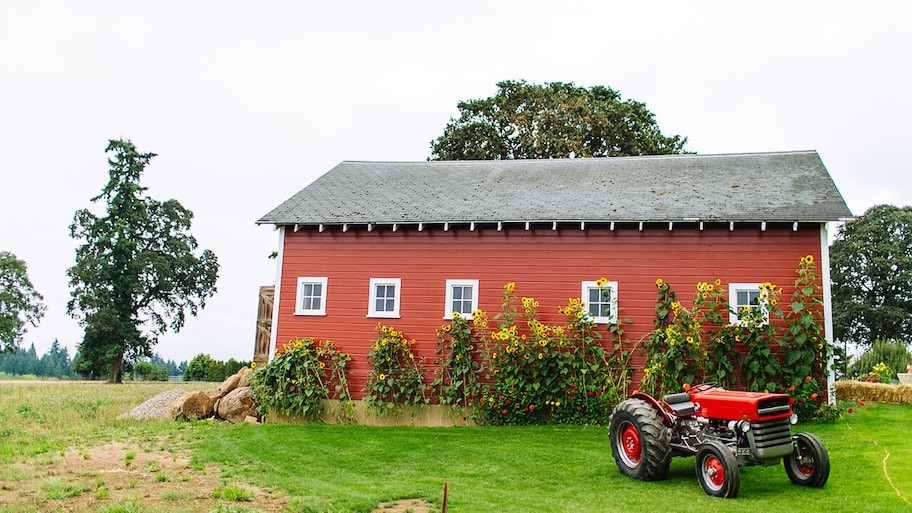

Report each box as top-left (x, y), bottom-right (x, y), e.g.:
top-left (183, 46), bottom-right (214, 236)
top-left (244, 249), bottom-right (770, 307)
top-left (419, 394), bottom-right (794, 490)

top-left (629, 392), bottom-right (674, 427)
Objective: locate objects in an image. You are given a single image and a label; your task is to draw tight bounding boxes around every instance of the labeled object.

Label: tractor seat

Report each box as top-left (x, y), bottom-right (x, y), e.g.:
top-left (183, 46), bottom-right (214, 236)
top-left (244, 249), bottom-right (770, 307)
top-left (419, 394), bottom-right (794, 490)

top-left (663, 392), bottom-right (696, 415)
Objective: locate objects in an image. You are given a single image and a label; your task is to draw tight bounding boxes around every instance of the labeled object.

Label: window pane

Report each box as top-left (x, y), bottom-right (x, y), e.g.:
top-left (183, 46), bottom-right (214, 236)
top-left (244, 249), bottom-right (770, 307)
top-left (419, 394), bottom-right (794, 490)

top-left (589, 288), bottom-right (600, 303)
top-left (311, 297), bottom-right (321, 310)
top-left (453, 287), bottom-right (463, 300)
top-left (749, 291), bottom-right (760, 306)
top-left (312, 284), bottom-right (322, 297)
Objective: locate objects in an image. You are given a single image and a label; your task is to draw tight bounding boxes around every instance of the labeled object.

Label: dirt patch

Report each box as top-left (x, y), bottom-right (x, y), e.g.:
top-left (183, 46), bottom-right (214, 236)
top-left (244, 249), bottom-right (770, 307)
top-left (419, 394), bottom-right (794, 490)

top-left (373, 498), bottom-right (436, 512)
top-left (0, 439), bottom-right (289, 512)
top-left (0, 439), bottom-right (439, 513)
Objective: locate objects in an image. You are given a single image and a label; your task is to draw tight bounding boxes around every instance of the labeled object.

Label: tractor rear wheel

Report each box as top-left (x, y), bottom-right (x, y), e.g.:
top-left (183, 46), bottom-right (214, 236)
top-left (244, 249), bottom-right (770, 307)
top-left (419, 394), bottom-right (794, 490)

top-left (784, 432), bottom-right (830, 488)
top-left (695, 441), bottom-right (740, 498)
top-left (608, 398), bottom-right (671, 481)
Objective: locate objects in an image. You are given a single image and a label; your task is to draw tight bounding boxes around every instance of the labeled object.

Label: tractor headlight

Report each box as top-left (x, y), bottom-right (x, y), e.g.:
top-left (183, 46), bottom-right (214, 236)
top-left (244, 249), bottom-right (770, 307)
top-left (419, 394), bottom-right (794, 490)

top-left (789, 413), bottom-right (799, 425)
top-left (727, 420), bottom-right (751, 433)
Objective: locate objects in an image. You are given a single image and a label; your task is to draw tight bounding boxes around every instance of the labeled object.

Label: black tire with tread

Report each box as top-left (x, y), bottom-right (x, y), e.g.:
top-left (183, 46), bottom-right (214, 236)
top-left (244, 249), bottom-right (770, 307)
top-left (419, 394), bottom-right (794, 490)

top-left (695, 440), bottom-right (740, 498)
top-left (784, 432), bottom-right (830, 488)
top-left (608, 398), bottom-right (671, 481)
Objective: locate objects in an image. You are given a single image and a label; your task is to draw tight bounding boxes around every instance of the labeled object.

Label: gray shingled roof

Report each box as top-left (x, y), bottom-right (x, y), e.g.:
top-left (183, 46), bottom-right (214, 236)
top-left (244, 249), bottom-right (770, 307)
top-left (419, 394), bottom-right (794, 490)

top-left (257, 151), bottom-right (852, 227)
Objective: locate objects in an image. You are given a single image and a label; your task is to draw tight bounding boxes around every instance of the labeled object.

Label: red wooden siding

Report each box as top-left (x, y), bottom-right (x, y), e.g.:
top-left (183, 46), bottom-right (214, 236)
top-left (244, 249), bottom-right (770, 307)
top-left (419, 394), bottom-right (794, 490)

top-left (274, 223), bottom-right (824, 399)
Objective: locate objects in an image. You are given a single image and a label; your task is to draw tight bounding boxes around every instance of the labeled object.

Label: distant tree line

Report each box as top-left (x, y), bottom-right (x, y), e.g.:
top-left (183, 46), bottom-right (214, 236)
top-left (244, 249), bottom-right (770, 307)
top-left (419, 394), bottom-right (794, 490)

top-left (0, 342), bottom-right (185, 381)
top-left (0, 341), bottom-right (71, 378)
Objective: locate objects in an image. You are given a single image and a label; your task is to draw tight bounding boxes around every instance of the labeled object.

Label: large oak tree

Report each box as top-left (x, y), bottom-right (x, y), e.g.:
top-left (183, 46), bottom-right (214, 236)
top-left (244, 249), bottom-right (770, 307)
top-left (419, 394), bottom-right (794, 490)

top-left (830, 204), bottom-right (912, 347)
top-left (430, 80), bottom-right (688, 160)
top-left (0, 251), bottom-right (45, 352)
top-left (67, 139), bottom-right (219, 383)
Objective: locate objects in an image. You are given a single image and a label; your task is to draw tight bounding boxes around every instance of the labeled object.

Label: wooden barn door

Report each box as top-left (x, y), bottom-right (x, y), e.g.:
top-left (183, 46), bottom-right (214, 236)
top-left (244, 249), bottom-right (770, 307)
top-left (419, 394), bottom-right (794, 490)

top-left (254, 285), bottom-right (274, 364)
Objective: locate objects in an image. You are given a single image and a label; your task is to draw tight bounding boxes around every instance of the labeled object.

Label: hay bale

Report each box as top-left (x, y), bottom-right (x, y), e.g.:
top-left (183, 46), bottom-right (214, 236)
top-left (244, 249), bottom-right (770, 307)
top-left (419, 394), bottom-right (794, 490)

top-left (835, 381), bottom-right (912, 405)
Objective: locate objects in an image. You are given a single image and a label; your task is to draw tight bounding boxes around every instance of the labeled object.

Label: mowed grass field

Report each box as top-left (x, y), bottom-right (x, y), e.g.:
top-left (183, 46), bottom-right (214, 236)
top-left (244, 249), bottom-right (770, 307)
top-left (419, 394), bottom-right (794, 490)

top-left (0, 381), bottom-right (909, 512)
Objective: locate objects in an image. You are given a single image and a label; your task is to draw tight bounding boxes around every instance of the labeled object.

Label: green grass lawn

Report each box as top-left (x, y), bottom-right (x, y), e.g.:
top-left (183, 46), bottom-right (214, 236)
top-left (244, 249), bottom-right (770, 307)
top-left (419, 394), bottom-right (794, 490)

top-left (1, 382), bottom-right (909, 512)
top-left (192, 402), bottom-right (912, 513)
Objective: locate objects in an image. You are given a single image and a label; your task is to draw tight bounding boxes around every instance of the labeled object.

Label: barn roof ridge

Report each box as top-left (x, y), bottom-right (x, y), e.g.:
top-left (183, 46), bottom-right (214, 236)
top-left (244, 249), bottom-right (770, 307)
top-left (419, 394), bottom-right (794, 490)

top-left (258, 150), bottom-right (853, 227)
top-left (337, 149), bottom-right (821, 166)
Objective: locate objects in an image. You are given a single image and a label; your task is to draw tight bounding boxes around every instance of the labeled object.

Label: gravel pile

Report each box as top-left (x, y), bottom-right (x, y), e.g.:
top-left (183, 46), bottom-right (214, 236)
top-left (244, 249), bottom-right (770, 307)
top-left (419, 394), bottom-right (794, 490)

top-left (118, 389), bottom-right (190, 420)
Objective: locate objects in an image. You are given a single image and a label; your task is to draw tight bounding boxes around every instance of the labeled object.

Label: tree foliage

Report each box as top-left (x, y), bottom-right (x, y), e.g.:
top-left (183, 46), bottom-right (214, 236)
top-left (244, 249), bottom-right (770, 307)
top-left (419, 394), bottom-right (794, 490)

top-left (67, 139), bottom-right (219, 383)
top-left (429, 80), bottom-right (688, 160)
top-left (183, 353), bottom-right (249, 382)
top-left (830, 204), bottom-right (912, 347)
top-left (0, 251), bottom-right (46, 352)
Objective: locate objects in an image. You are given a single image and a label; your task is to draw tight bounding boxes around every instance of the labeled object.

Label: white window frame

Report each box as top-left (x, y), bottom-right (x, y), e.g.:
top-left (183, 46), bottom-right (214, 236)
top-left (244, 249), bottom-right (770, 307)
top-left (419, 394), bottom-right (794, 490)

top-left (728, 283), bottom-right (768, 325)
top-left (580, 280), bottom-right (619, 324)
top-left (294, 276), bottom-right (328, 316)
top-left (444, 279), bottom-right (479, 320)
top-left (368, 278), bottom-right (401, 318)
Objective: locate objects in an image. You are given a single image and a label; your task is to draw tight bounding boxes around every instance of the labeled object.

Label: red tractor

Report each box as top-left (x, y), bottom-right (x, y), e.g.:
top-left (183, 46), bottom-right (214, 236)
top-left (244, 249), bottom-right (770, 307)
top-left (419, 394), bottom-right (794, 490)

top-left (608, 383), bottom-right (829, 498)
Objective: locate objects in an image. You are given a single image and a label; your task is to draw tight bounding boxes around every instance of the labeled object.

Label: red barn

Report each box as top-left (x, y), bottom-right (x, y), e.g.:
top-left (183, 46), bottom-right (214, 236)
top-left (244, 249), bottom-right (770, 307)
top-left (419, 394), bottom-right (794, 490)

top-left (257, 151), bottom-right (852, 402)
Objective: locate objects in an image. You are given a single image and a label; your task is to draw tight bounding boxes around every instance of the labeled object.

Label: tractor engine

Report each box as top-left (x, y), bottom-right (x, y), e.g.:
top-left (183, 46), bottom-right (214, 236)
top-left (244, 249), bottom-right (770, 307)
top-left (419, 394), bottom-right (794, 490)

top-left (672, 417), bottom-right (736, 455)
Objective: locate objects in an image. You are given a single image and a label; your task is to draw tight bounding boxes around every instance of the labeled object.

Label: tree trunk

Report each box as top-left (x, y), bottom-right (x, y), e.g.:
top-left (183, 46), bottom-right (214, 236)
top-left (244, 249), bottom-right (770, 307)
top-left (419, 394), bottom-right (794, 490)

top-left (108, 353), bottom-right (124, 384)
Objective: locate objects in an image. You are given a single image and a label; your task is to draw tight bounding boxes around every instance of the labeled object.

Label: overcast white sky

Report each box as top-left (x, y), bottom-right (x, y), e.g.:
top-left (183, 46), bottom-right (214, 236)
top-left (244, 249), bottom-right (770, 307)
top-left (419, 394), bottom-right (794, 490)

top-left (2, 1), bottom-right (910, 364)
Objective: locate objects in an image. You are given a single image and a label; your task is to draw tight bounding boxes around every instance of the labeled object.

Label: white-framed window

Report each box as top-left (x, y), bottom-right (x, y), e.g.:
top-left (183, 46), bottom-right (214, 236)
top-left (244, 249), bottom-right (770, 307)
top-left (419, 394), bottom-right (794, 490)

top-left (294, 277), bottom-right (328, 316)
top-left (444, 279), bottom-right (479, 320)
top-left (368, 278), bottom-right (401, 318)
top-left (728, 283), bottom-right (767, 325)
top-left (581, 280), bottom-right (618, 324)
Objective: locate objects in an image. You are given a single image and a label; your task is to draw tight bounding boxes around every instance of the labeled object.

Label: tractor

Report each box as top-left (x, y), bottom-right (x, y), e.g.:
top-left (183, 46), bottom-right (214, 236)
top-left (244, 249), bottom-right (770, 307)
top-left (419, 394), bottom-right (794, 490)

top-left (608, 383), bottom-right (829, 498)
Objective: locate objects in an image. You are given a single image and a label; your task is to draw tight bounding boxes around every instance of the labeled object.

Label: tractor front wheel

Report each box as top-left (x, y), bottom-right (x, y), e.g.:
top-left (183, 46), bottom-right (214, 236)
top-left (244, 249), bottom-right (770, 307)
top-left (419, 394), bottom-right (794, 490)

top-left (695, 441), bottom-right (740, 498)
top-left (608, 398), bottom-right (671, 481)
top-left (785, 432), bottom-right (830, 488)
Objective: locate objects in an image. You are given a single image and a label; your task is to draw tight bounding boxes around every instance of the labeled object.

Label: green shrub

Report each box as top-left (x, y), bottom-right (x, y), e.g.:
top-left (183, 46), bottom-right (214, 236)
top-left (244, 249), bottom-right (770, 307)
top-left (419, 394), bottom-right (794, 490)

top-left (249, 338), bottom-right (352, 421)
top-left (364, 325), bottom-right (429, 415)
top-left (850, 339), bottom-right (912, 382)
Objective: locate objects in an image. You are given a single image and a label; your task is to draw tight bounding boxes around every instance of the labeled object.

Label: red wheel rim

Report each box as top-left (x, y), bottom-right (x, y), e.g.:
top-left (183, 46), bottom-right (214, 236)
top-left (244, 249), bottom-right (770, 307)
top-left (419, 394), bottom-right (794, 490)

top-left (704, 456), bottom-right (725, 487)
top-left (797, 446), bottom-right (815, 475)
top-left (621, 424), bottom-right (642, 463)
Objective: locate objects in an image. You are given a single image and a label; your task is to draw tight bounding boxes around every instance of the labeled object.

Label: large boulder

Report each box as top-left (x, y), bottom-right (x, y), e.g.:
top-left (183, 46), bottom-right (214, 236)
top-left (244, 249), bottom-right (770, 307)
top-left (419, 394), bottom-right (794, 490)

top-left (217, 386), bottom-right (258, 423)
top-left (206, 389), bottom-right (223, 403)
top-left (237, 366), bottom-right (253, 388)
top-left (217, 373), bottom-right (242, 398)
top-left (215, 366), bottom-right (255, 399)
top-left (169, 390), bottom-right (214, 421)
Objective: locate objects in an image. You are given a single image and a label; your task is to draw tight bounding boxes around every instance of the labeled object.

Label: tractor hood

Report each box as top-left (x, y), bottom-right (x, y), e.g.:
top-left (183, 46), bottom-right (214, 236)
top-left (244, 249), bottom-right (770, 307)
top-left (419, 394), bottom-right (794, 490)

top-left (691, 389), bottom-right (793, 422)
